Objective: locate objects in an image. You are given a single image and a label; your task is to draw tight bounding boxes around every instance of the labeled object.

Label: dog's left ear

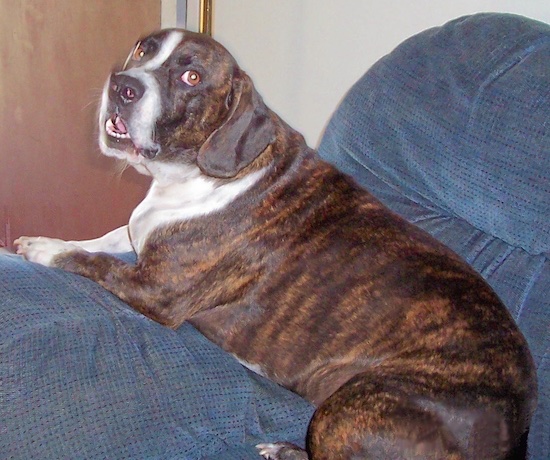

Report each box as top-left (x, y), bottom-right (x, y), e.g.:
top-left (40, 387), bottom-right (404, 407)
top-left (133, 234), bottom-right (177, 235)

top-left (197, 71), bottom-right (276, 178)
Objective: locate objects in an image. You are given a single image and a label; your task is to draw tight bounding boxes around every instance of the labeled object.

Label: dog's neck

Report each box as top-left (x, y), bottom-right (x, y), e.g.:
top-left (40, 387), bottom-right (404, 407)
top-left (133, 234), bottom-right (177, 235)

top-left (128, 161), bottom-right (267, 254)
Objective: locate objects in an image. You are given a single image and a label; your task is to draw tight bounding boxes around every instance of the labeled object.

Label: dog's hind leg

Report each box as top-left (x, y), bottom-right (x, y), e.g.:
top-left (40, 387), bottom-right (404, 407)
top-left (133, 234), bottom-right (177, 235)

top-left (306, 372), bottom-right (465, 460)
top-left (260, 368), bottom-right (517, 460)
top-left (312, 369), bottom-right (523, 460)
top-left (258, 372), bottom-right (464, 460)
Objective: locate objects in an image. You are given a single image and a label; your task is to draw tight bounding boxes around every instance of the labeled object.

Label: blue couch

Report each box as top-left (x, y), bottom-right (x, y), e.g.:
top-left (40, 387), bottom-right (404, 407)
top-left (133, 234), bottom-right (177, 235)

top-left (1, 12), bottom-right (547, 459)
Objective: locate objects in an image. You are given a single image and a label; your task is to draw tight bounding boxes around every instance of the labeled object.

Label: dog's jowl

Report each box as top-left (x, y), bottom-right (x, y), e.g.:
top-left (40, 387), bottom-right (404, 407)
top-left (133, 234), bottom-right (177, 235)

top-left (15, 30), bottom-right (537, 459)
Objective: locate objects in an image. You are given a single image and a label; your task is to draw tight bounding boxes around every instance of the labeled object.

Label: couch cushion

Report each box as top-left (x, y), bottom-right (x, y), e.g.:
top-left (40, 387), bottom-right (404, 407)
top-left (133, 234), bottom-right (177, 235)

top-left (0, 254), bottom-right (314, 459)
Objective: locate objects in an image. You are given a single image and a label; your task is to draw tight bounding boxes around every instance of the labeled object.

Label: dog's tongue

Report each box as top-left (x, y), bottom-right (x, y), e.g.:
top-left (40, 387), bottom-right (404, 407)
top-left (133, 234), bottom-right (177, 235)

top-left (111, 114), bottom-right (128, 135)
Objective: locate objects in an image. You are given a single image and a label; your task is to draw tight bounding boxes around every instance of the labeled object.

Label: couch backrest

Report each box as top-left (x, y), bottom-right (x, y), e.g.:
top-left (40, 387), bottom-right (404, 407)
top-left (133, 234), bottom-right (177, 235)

top-left (321, 13), bottom-right (550, 256)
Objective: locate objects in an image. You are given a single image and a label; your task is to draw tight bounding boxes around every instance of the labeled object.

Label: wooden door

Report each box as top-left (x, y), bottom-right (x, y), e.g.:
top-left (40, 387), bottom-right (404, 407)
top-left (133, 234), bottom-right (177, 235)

top-left (0, 0), bottom-right (160, 249)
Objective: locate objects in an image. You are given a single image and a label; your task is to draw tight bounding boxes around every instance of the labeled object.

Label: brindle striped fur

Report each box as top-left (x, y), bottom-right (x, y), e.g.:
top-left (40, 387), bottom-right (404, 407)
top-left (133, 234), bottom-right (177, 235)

top-left (52, 31), bottom-right (536, 459)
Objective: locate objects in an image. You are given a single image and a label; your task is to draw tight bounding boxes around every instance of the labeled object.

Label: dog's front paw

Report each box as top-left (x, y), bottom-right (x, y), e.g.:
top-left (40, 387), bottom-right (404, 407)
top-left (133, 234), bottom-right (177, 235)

top-left (256, 442), bottom-right (308, 460)
top-left (14, 236), bottom-right (80, 267)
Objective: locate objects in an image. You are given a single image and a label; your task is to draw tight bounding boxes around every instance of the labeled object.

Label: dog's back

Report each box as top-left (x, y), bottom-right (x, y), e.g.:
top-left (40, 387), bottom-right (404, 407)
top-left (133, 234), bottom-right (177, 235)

top-left (183, 128), bottom-right (536, 458)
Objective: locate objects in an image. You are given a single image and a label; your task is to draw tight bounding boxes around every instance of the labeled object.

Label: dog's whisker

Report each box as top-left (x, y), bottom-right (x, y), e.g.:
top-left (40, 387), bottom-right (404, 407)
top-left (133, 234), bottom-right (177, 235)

top-left (81, 88), bottom-right (107, 111)
top-left (81, 99), bottom-right (99, 111)
top-left (112, 159), bottom-right (131, 180)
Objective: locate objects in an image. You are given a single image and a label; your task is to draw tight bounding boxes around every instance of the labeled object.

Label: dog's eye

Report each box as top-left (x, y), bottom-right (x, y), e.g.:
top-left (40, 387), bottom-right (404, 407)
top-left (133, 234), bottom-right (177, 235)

top-left (181, 70), bottom-right (201, 87)
top-left (132, 42), bottom-right (146, 61)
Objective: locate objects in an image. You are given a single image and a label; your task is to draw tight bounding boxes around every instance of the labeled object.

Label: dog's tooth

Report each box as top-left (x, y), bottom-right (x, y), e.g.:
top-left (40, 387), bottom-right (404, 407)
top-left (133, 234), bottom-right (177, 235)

top-left (113, 115), bottom-right (128, 134)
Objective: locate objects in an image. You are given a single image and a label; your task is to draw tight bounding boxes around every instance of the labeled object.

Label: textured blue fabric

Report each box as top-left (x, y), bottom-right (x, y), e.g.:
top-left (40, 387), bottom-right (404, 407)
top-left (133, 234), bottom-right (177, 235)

top-left (0, 254), bottom-right (314, 459)
top-left (318, 13), bottom-right (549, 459)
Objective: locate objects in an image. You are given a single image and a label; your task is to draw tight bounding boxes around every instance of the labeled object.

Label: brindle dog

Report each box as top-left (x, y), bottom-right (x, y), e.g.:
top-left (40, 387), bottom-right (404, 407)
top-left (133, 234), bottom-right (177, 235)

top-left (16, 29), bottom-right (537, 459)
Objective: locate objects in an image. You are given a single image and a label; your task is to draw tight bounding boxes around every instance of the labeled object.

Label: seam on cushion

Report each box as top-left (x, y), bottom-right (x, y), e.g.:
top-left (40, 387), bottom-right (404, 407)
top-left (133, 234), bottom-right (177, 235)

top-left (515, 256), bottom-right (546, 324)
top-left (406, 212), bottom-right (448, 227)
top-left (473, 240), bottom-right (516, 280)
top-left (486, 245), bottom-right (515, 279)
top-left (467, 36), bottom-right (550, 132)
top-left (343, 145), bottom-right (454, 219)
top-left (463, 233), bottom-right (494, 268)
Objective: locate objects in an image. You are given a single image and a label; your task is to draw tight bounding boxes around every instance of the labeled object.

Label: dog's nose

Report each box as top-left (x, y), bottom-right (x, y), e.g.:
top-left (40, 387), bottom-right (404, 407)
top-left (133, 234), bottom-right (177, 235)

top-left (109, 74), bottom-right (145, 105)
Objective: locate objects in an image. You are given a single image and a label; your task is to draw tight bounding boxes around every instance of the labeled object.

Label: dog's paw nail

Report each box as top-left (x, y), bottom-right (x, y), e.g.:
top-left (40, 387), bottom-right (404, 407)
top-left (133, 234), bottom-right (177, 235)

top-left (256, 442), bottom-right (306, 460)
top-left (256, 444), bottom-right (276, 459)
top-left (11, 236), bottom-right (72, 267)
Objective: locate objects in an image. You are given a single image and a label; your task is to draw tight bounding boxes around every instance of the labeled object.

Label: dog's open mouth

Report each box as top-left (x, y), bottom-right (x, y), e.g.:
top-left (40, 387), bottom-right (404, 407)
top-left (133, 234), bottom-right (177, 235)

top-left (103, 113), bottom-right (141, 162)
top-left (103, 113), bottom-right (160, 161)
top-left (106, 114), bottom-right (131, 140)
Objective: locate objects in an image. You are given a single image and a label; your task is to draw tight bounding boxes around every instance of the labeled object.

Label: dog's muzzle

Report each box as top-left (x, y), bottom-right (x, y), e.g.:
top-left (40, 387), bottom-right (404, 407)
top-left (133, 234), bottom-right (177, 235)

top-left (103, 72), bottom-right (161, 160)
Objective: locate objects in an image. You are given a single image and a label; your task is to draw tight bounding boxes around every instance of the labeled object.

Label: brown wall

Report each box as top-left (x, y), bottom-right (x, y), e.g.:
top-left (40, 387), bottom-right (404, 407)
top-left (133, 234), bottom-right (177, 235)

top-left (0, 0), bottom-right (160, 249)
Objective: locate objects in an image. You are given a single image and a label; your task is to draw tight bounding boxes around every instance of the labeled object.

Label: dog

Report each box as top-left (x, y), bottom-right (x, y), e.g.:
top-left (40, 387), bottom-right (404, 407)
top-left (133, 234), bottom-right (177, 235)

top-left (15, 29), bottom-right (537, 459)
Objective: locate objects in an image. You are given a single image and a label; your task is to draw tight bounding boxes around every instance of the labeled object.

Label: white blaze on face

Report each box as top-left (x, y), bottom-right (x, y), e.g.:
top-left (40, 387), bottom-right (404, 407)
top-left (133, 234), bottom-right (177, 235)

top-left (117, 68), bottom-right (162, 151)
top-left (127, 30), bottom-right (185, 72)
top-left (98, 30), bottom-right (185, 161)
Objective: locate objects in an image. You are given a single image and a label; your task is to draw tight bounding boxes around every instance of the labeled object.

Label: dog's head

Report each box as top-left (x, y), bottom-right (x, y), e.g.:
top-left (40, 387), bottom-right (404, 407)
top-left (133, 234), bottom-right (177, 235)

top-left (99, 29), bottom-right (276, 179)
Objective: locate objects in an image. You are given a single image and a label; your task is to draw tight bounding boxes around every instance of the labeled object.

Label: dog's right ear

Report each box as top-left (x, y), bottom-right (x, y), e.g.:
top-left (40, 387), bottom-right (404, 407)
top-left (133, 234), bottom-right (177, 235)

top-left (197, 71), bottom-right (276, 178)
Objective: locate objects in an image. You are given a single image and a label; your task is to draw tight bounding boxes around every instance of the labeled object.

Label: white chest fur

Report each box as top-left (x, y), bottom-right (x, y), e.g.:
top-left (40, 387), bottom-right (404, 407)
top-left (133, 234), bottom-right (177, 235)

top-left (129, 168), bottom-right (266, 254)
